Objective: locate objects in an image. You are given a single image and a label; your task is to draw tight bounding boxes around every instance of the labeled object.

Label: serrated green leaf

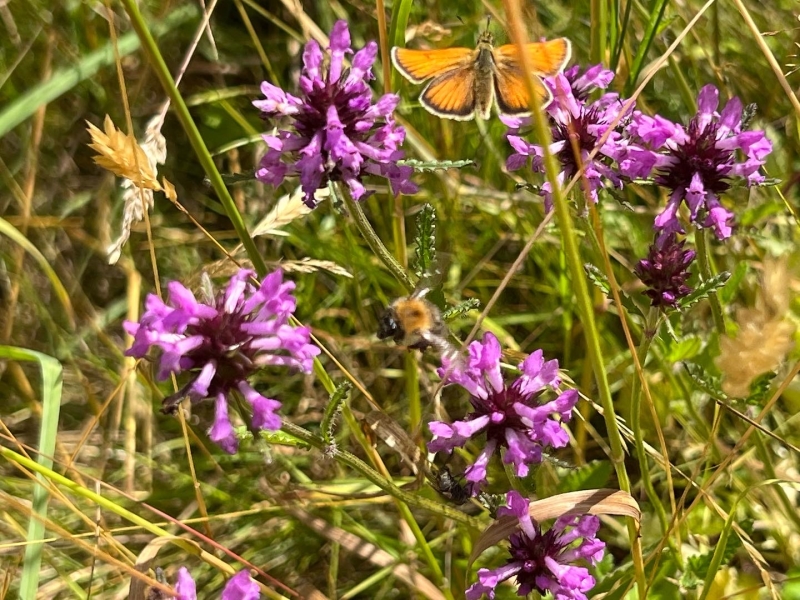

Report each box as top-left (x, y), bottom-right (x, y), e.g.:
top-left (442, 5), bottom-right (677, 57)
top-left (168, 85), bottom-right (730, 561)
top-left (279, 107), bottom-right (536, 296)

top-left (413, 204), bottom-right (437, 279)
top-left (678, 271), bottom-right (731, 310)
top-left (397, 158), bottom-right (475, 172)
top-left (211, 172), bottom-right (256, 186)
top-left (583, 263), bottom-right (643, 317)
top-left (744, 371), bottom-right (777, 405)
top-left (442, 298), bottom-right (480, 321)
top-left (321, 382), bottom-right (352, 445)
top-left (262, 428), bottom-right (312, 449)
top-left (683, 362), bottom-right (727, 399)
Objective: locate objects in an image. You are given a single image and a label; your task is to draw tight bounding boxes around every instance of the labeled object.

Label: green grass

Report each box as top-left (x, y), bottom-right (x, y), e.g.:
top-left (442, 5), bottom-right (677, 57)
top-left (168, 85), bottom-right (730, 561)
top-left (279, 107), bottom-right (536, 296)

top-left (1, 0), bottom-right (799, 598)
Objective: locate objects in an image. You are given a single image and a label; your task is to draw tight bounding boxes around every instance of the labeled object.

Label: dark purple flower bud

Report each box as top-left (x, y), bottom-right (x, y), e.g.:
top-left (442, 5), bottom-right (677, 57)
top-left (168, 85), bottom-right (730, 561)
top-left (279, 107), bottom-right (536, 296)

top-left (466, 491), bottom-right (605, 600)
top-left (627, 84), bottom-right (772, 240)
top-left (428, 333), bottom-right (579, 493)
top-left (634, 234), bottom-right (696, 308)
top-left (124, 269), bottom-right (319, 454)
top-left (254, 21), bottom-right (417, 207)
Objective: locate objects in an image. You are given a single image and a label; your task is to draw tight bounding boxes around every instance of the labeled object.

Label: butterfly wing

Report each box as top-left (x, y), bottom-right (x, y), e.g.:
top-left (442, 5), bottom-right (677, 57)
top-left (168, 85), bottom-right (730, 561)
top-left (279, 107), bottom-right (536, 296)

top-left (492, 38), bottom-right (571, 114)
top-left (420, 66), bottom-right (477, 120)
top-left (391, 46), bottom-right (475, 83)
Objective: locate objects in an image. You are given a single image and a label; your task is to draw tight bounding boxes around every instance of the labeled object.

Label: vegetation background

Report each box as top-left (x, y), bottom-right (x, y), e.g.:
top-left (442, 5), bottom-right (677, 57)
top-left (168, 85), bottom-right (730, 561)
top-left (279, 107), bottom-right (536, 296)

top-left (1, 0), bottom-right (799, 598)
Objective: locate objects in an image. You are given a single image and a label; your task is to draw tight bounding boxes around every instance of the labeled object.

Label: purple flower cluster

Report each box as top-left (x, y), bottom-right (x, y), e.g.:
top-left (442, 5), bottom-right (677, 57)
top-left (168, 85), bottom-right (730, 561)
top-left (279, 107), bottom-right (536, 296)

top-left (627, 84), bottom-right (771, 240)
top-left (175, 568), bottom-right (259, 600)
top-left (254, 21), bottom-right (417, 207)
top-left (466, 492), bottom-right (605, 600)
top-left (428, 332), bottom-right (579, 493)
top-left (634, 234), bottom-right (696, 308)
top-left (124, 269), bottom-right (319, 453)
top-left (506, 68), bottom-right (771, 242)
top-left (505, 65), bottom-right (629, 210)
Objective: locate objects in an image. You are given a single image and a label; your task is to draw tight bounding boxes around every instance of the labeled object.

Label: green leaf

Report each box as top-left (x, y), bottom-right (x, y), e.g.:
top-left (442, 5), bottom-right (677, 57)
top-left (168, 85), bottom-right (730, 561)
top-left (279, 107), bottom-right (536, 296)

top-left (744, 371), bottom-right (778, 405)
top-left (0, 347), bottom-right (64, 600)
top-left (321, 382), bottom-right (352, 446)
top-left (678, 271), bottom-right (731, 310)
top-left (442, 298), bottom-right (480, 321)
top-left (666, 336), bottom-right (703, 362)
top-left (397, 158), bottom-right (475, 172)
top-left (413, 203), bottom-right (437, 279)
top-left (683, 362), bottom-right (727, 399)
top-left (556, 461), bottom-right (613, 493)
top-left (261, 429), bottom-right (312, 450)
top-left (213, 172), bottom-right (257, 186)
top-left (719, 261), bottom-right (748, 304)
top-left (583, 263), bottom-right (642, 317)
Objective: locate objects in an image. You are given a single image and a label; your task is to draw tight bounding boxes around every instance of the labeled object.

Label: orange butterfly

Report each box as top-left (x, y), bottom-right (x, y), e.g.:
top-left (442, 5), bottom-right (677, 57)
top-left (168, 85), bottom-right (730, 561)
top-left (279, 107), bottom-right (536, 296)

top-left (391, 31), bottom-right (571, 121)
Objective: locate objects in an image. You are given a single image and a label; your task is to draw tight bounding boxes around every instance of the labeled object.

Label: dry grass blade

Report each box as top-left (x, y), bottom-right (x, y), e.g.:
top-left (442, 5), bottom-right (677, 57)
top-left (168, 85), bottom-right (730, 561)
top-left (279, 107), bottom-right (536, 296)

top-left (288, 507), bottom-right (446, 600)
top-left (468, 489), bottom-right (641, 569)
top-left (251, 186), bottom-right (313, 237)
top-left (86, 115), bottom-right (161, 190)
top-left (279, 258), bottom-right (353, 278)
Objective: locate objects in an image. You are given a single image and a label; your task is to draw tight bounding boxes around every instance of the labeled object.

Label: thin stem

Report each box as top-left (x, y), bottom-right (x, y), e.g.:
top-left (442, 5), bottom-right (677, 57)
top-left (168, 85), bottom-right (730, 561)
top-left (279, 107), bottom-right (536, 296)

top-left (119, 0), bottom-right (268, 277)
top-left (694, 228), bottom-right (725, 334)
top-left (280, 421), bottom-right (481, 527)
top-left (500, 1), bottom-right (645, 595)
top-left (630, 308), bottom-right (673, 542)
top-left (337, 184), bottom-right (414, 292)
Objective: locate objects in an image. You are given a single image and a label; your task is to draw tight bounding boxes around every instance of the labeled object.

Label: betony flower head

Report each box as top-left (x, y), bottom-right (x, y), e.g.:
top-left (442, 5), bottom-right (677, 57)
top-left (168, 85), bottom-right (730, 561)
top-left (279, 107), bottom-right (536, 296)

top-left (466, 491), bottom-right (605, 600)
top-left (428, 333), bottom-right (579, 492)
top-left (254, 20), bottom-right (417, 207)
top-left (634, 234), bottom-right (696, 308)
top-left (175, 568), bottom-right (260, 600)
top-left (505, 65), bottom-right (632, 209)
top-left (627, 84), bottom-right (772, 240)
top-left (124, 269), bottom-right (320, 453)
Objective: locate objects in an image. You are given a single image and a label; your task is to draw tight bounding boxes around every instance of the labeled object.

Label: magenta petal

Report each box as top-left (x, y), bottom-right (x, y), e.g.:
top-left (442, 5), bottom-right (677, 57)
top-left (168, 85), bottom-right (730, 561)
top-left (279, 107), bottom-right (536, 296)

top-left (221, 571), bottom-right (261, 600)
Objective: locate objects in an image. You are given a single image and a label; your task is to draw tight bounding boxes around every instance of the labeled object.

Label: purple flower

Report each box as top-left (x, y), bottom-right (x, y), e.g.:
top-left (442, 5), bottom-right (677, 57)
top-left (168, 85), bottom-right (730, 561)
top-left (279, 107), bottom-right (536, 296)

top-left (254, 21), bottom-right (417, 207)
top-left (124, 269), bottom-right (320, 453)
top-left (175, 568), bottom-right (260, 600)
top-left (634, 234), bottom-right (696, 308)
top-left (505, 65), bottom-right (631, 209)
top-left (466, 491), bottom-right (605, 600)
top-left (627, 84), bottom-right (772, 240)
top-left (428, 333), bottom-right (579, 492)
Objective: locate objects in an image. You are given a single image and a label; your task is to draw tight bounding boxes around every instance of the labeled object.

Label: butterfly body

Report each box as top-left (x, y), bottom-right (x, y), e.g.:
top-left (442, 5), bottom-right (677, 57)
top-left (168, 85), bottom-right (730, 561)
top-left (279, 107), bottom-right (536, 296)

top-left (392, 32), bottom-right (571, 120)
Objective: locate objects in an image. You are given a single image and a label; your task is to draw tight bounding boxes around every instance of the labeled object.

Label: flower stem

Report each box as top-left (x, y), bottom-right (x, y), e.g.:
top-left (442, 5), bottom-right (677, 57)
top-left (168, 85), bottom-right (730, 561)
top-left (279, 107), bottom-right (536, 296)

top-left (630, 308), bottom-right (672, 538)
top-left (694, 228), bottom-right (726, 334)
top-left (337, 184), bottom-right (414, 292)
top-left (119, 0), bottom-right (268, 277)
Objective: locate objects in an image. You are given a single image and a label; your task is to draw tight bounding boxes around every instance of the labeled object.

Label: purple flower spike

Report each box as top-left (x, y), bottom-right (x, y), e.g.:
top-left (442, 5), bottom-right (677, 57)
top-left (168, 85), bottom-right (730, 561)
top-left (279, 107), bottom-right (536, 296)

top-left (124, 269), bottom-right (320, 454)
top-left (254, 20), bottom-right (417, 207)
top-left (172, 568), bottom-right (260, 600)
top-left (505, 64), bottom-right (631, 210)
top-left (466, 491), bottom-right (605, 600)
top-left (627, 84), bottom-right (772, 240)
top-left (634, 234), bottom-right (696, 308)
top-left (428, 333), bottom-right (579, 492)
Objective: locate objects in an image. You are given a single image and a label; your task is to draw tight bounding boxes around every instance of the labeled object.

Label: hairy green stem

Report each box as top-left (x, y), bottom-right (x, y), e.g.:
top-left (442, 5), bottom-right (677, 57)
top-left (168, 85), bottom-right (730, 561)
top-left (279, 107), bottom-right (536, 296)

top-left (119, 0), bottom-right (267, 277)
top-left (337, 185), bottom-right (414, 292)
top-left (694, 229), bottom-right (726, 334)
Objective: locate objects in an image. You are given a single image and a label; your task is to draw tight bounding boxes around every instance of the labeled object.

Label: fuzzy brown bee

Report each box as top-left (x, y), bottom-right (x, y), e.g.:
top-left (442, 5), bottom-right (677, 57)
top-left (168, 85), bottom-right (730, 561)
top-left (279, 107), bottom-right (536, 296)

top-left (377, 289), bottom-right (452, 355)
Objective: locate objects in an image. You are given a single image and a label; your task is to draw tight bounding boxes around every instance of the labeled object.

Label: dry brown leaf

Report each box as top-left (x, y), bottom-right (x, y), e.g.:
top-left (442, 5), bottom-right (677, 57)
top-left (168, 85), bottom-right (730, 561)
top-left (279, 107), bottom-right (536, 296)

top-left (469, 489), bottom-right (641, 570)
top-left (162, 177), bottom-right (177, 202)
top-left (280, 258), bottom-right (353, 278)
top-left (87, 115), bottom-right (161, 190)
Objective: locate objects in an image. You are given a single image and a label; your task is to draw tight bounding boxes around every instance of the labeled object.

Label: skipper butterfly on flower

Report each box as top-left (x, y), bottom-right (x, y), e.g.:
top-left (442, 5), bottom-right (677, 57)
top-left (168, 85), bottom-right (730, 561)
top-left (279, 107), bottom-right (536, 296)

top-left (391, 29), bottom-right (571, 120)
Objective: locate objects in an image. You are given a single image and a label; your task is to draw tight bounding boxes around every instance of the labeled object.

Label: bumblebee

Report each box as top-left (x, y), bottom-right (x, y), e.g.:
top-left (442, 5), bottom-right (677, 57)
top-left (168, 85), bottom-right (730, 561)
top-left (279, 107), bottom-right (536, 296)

top-left (377, 289), bottom-right (453, 355)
